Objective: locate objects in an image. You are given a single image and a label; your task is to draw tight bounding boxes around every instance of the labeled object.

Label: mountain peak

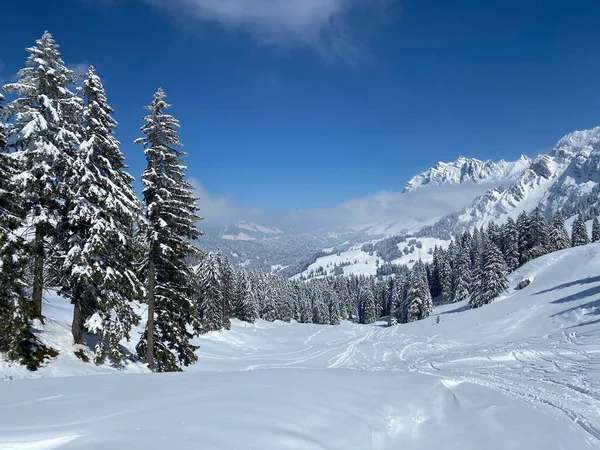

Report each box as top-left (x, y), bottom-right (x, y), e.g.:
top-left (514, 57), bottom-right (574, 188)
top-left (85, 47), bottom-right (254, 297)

top-left (550, 126), bottom-right (600, 160)
top-left (403, 155), bottom-right (531, 193)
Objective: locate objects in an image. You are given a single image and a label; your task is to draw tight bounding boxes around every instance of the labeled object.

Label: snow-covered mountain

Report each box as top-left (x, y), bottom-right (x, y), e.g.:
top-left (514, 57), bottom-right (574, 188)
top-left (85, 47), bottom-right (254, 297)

top-left (199, 125), bottom-right (600, 278)
top-left (421, 126), bottom-right (600, 236)
top-left (404, 155), bottom-right (531, 192)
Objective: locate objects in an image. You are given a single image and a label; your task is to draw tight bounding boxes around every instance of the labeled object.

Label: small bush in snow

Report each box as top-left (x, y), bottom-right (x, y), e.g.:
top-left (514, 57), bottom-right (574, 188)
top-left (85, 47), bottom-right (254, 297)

top-left (516, 279), bottom-right (531, 290)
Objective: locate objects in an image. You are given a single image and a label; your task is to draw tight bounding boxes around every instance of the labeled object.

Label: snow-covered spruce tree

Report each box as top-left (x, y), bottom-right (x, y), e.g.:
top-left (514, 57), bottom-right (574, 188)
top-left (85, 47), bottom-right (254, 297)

top-left (298, 284), bottom-right (313, 324)
top-left (0, 94), bottom-right (41, 367)
top-left (452, 245), bottom-right (471, 303)
top-left (430, 246), bottom-right (442, 298)
top-left (501, 217), bottom-right (520, 272)
top-left (517, 211), bottom-right (532, 264)
top-left (406, 261), bottom-right (433, 322)
top-left (311, 283), bottom-right (328, 324)
top-left (232, 271), bottom-right (258, 323)
top-left (592, 217), bottom-right (600, 243)
top-left (522, 207), bottom-right (549, 262)
top-left (358, 285), bottom-right (377, 324)
top-left (480, 241), bottom-right (508, 305)
top-left (277, 278), bottom-right (294, 322)
top-left (260, 273), bottom-right (278, 322)
top-left (471, 241), bottom-right (507, 308)
top-left (323, 285), bottom-right (341, 325)
top-left (196, 252), bottom-right (223, 332)
top-left (389, 278), bottom-right (402, 325)
top-left (549, 212), bottom-right (570, 252)
top-left (135, 89), bottom-right (202, 372)
top-left (215, 251), bottom-right (232, 330)
top-left (439, 256), bottom-right (453, 303)
top-left (59, 67), bottom-right (142, 363)
top-left (2, 31), bottom-right (82, 319)
top-left (571, 214), bottom-right (590, 247)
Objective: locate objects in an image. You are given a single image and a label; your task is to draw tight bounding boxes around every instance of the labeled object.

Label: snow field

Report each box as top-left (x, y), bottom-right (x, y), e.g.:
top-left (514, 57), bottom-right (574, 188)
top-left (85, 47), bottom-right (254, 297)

top-left (1, 244), bottom-right (600, 448)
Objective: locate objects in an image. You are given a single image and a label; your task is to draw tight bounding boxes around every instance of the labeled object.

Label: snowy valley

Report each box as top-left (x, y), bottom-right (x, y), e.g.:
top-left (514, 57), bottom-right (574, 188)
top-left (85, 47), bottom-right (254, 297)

top-left (2, 244), bottom-right (600, 448)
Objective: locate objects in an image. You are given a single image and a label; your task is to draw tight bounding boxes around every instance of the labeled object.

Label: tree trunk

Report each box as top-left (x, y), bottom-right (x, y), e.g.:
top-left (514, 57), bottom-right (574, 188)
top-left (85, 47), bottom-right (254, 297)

top-left (146, 259), bottom-right (156, 371)
top-left (32, 225), bottom-right (44, 321)
top-left (71, 299), bottom-right (84, 344)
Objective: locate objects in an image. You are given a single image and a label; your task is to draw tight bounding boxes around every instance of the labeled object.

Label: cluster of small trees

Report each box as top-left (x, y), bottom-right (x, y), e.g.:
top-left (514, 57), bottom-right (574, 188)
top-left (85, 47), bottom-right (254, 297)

top-left (0, 32), bottom-right (201, 372)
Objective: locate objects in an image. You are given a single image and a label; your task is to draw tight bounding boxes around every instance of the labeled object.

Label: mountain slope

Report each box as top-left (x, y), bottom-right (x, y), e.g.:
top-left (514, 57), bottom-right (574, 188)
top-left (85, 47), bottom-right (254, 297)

top-left (419, 126), bottom-right (600, 237)
top-left (1, 244), bottom-right (600, 448)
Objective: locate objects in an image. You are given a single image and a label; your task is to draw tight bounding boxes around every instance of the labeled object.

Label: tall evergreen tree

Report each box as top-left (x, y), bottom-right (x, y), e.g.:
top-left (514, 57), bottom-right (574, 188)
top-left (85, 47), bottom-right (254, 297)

top-left (215, 251), bottom-right (233, 330)
top-left (393, 265), bottom-right (410, 324)
top-left (439, 256), bottom-right (453, 303)
top-left (0, 94), bottom-right (39, 366)
top-left (135, 89), bottom-right (202, 372)
top-left (452, 245), bottom-right (471, 302)
top-left (406, 261), bottom-right (433, 322)
top-left (358, 285), bottom-right (377, 324)
top-left (522, 207), bottom-right (549, 261)
top-left (549, 212), bottom-right (570, 252)
top-left (501, 217), bottom-right (520, 272)
top-left (517, 211), bottom-right (532, 264)
top-left (571, 214), bottom-right (590, 247)
top-left (471, 241), bottom-right (507, 308)
top-left (232, 271), bottom-right (258, 323)
top-left (2, 31), bottom-right (82, 319)
top-left (592, 217), bottom-right (600, 243)
top-left (60, 67), bottom-right (142, 363)
top-left (196, 253), bottom-right (223, 332)
top-left (481, 241), bottom-right (508, 305)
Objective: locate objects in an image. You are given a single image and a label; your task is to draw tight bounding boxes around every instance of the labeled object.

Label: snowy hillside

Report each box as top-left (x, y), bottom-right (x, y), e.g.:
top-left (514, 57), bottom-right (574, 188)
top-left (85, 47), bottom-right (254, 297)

top-left (2, 244), bottom-right (600, 448)
top-left (404, 155), bottom-right (531, 192)
top-left (293, 237), bottom-right (449, 279)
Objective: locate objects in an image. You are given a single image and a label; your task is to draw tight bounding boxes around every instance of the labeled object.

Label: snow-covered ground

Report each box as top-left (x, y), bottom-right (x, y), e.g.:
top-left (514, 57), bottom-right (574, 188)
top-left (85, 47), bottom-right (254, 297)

top-left (2, 245), bottom-right (600, 448)
top-left (294, 237), bottom-right (450, 279)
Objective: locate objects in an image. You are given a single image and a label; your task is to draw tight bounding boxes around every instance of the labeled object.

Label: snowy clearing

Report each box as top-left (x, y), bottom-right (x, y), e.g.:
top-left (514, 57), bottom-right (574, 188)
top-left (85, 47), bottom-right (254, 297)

top-left (2, 244), bottom-right (600, 448)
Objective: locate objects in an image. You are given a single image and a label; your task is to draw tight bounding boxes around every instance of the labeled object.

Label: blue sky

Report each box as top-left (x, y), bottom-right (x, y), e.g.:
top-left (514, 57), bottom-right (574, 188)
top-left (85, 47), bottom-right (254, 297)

top-left (1, 0), bottom-right (600, 221)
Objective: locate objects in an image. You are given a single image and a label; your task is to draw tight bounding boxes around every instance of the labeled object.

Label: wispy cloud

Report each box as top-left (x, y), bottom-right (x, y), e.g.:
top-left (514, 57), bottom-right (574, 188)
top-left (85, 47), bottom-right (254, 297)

top-left (284, 183), bottom-right (500, 234)
top-left (192, 178), bottom-right (500, 236)
top-left (136, 0), bottom-right (390, 62)
top-left (190, 179), bottom-right (262, 227)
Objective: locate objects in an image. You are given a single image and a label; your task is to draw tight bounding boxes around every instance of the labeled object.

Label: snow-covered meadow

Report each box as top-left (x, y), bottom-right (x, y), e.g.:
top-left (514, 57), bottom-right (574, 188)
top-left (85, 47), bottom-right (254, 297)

top-left (2, 244), bottom-right (600, 449)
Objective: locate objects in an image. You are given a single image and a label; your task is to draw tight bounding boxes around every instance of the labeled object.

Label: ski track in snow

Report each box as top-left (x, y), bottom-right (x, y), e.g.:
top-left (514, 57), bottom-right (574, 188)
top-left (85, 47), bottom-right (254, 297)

top-left (3, 245), bottom-right (600, 448)
top-left (194, 321), bottom-right (600, 445)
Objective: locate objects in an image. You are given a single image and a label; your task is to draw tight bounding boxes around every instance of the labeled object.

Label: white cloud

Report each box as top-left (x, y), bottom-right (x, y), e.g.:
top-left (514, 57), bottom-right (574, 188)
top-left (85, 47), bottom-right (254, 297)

top-left (190, 178), bottom-right (261, 226)
top-left (192, 177), bottom-right (501, 236)
top-left (284, 182), bottom-right (500, 234)
top-left (138, 0), bottom-right (388, 61)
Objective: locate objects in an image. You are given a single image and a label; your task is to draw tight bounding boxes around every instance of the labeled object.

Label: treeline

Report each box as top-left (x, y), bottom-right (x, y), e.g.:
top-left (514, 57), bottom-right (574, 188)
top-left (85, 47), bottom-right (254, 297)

top-left (0, 32), bottom-right (201, 372)
top-left (195, 252), bottom-right (433, 329)
top-left (384, 208), bottom-right (597, 309)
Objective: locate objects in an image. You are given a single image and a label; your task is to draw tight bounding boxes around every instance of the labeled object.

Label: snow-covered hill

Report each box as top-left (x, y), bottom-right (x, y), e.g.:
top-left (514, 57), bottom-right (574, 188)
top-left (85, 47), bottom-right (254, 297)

top-left (294, 237), bottom-right (449, 279)
top-left (404, 155), bottom-right (531, 192)
top-left (2, 244), bottom-right (600, 448)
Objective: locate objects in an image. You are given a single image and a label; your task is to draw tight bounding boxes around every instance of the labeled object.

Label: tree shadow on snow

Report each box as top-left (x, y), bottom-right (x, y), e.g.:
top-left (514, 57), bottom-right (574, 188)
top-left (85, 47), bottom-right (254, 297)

top-left (550, 294), bottom-right (600, 329)
top-left (548, 285), bottom-right (600, 305)
top-left (533, 275), bottom-right (600, 296)
top-left (440, 304), bottom-right (470, 316)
